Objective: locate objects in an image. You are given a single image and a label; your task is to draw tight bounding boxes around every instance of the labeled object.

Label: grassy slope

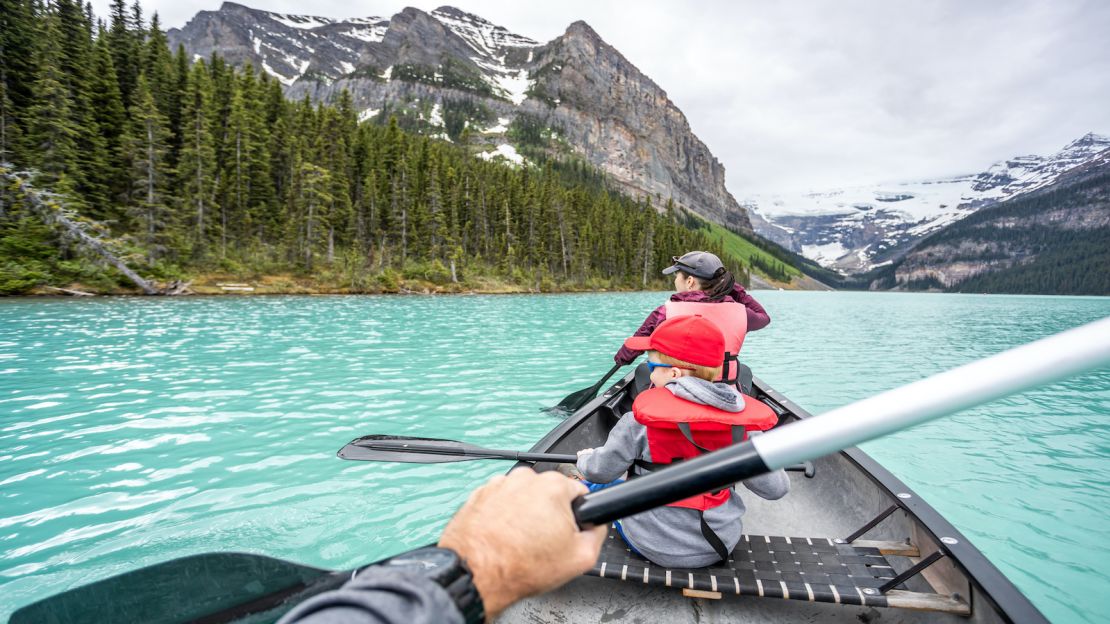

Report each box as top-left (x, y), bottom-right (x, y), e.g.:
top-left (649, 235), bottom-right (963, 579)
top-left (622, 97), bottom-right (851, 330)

top-left (695, 219), bottom-right (804, 281)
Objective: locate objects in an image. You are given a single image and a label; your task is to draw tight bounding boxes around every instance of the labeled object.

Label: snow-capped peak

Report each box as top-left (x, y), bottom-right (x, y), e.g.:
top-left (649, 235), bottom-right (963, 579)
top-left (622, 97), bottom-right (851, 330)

top-left (431, 6), bottom-right (538, 58)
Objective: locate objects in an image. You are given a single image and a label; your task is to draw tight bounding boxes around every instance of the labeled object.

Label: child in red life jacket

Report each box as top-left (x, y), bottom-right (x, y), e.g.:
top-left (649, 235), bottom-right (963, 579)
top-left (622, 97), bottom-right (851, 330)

top-left (576, 314), bottom-right (790, 568)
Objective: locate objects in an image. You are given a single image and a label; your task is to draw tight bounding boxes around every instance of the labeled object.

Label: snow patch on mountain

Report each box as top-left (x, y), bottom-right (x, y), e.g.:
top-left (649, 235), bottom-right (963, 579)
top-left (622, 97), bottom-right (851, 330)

top-left (267, 12), bottom-right (333, 30)
top-left (483, 117), bottom-right (510, 134)
top-left (340, 23), bottom-right (387, 43)
top-left (802, 242), bottom-right (849, 265)
top-left (493, 69), bottom-right (532, 105)
top-left (480, 144), bottom-right (525, 166)
top-left (428, 102), bottom-right (444, 126)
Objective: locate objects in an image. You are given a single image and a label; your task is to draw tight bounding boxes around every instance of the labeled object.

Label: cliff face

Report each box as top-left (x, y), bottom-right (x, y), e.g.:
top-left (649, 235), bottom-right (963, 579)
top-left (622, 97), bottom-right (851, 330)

top-left (891, 150), bottom-right (1110, 294)
top-left (525, 22), bottom-right (750, 230)
top-left (168, 3), bottom-right (752, 231)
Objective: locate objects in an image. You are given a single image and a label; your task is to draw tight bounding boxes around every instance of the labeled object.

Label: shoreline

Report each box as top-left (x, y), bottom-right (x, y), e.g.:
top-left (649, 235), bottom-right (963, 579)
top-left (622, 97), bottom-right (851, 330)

top-left (15, 273), bottom-right (804, 297)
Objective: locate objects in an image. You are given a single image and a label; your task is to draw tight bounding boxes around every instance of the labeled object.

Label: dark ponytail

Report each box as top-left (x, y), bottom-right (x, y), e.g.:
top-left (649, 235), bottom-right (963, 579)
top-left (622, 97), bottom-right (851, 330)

top-left (700, 267), bottom-right (735, 302)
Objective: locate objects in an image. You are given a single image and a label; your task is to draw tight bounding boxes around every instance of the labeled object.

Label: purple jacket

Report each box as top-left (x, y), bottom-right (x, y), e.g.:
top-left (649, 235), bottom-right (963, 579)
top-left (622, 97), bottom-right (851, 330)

top-left (614, 284), bottom-right (770, 365)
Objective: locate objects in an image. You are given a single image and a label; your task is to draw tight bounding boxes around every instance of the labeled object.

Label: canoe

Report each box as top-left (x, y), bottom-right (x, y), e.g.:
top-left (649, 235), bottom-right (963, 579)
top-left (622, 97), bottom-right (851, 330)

top-left (502, 371), bottom-right (1049, 624)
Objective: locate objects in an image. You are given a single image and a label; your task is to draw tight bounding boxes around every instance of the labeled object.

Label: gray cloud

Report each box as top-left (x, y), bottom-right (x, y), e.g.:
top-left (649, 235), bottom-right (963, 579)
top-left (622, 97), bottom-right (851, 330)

top-left (91, 0), bottom-right (1110, 195)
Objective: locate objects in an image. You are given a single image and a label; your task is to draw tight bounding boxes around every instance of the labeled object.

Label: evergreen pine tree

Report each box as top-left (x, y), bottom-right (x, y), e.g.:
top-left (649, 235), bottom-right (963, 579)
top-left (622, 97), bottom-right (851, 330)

top-left (121, 73), bottom-right (173, 261)
top-left (142, 14), bottom-right (174, 118)
top-left (0, 0), bottom-right (39, 163)
top-left (54, 0), bottom-right (110, 211)
top-left (167, 44), bottom-right (189, 167)
top-left (221, 83), bottom-right (250, 254)
top-left (106, 0), bottom-right (137, 107)
top-left (296, 161), bottom-right (333, 270)
top-left (89, 26), bottom-right (127, 208)
top-left (177, 60), bottom-right (216, 256)
top-left (26, 14), bottom-right (80, 191)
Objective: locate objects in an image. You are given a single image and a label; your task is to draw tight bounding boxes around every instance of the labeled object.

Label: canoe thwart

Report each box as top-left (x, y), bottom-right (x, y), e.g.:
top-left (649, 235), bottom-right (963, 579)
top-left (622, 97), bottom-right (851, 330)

top-left (850, 540), bottom-right (920, 557)
top-left (884, 590), bottom-right (971, 615)
top-left (588, 527), bottom-right (970, 616)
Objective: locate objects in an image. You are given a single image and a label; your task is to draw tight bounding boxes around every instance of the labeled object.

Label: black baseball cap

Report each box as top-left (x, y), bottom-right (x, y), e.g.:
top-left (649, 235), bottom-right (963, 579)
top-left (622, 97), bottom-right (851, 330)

top-left (661, 251), bottom-right (724, 280)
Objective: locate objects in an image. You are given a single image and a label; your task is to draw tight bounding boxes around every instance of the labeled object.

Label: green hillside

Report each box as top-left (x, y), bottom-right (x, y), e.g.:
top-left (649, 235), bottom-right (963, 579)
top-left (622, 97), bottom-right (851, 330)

top-left (686, 214), bottom-right (828, 284)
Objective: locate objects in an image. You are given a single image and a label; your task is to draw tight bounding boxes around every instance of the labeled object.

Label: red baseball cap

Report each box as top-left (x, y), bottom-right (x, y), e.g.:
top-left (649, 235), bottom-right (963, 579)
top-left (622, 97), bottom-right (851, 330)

top-left (623, 315), bottom-right (724, 367)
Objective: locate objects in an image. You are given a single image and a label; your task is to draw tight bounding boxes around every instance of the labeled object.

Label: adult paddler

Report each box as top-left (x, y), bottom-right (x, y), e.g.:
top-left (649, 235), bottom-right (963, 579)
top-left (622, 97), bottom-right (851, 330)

top-left (615, 251), bottom-right (770, 390)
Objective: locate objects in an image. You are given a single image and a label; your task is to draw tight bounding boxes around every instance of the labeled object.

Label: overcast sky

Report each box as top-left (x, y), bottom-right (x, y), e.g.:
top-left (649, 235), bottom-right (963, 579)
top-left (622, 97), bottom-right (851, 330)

top-left (91, 0), bottom-right (1110, 195)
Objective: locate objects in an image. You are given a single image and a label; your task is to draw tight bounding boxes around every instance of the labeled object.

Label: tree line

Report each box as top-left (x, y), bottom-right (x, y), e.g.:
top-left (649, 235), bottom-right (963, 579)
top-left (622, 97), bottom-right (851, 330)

top-left (0, 0), bottom-right (747, 294)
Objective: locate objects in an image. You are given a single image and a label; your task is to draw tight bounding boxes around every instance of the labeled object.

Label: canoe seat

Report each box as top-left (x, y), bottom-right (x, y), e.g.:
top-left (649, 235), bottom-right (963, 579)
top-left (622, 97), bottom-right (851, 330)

top-left (587, 527), bottom-right (970, 615)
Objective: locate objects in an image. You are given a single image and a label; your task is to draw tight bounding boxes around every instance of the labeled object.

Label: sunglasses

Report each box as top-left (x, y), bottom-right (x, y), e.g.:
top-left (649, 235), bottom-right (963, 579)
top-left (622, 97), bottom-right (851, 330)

top-left (670, 261), bottom-right (698, 274)
top-left (646, 361), bottom-right (695, 372)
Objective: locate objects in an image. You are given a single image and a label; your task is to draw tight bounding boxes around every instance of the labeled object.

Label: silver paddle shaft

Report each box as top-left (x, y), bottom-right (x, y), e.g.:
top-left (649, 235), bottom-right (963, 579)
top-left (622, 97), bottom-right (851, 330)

top-left (752, 316), bottom-right (1110, 470)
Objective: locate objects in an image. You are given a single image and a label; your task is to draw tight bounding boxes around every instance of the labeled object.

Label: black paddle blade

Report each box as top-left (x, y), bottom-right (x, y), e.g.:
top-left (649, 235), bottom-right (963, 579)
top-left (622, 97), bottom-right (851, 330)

top-left (338, 436), bottom-right (579, 464)
top-left (550, 386), bottom-right (596, 413)
top-left (10, 553), bottom-right (343, 624)
top-left (338, 435), bottom-right (502, 463)
top-left (547, 363), bottom-right (623, 414)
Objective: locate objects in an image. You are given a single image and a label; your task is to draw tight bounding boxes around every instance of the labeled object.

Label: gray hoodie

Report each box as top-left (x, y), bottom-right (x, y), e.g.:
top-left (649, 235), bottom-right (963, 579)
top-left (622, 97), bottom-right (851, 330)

top-left (577, 377), bottom-right (790, 568)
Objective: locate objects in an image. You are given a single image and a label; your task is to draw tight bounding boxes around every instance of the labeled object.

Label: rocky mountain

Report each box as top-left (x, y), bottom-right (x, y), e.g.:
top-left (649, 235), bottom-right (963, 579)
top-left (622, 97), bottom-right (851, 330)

top-left (167, 2), bottom-right (752, 231)
top-left (746, 133), bottom-right (1110, 273)
top-left (889, 148), bottom-right (1110, 295)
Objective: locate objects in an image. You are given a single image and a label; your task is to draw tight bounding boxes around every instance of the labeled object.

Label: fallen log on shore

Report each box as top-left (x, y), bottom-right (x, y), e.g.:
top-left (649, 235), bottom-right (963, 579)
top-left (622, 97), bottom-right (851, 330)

top-left (44, 286), bottom-right (95, 297)
top-left (1, 164), bottom-right (183, 296)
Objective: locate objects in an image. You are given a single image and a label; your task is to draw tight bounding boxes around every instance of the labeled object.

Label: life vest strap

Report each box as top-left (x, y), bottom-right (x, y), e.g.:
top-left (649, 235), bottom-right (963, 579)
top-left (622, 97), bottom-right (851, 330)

top-left (722, 351), bottom-right (740, 385)
top-left (700, 511), bottom-right (730, 563)
top-left (677, 422), bottom-right (710, 452)
top-left (627, 461), bottom-right (732, 563)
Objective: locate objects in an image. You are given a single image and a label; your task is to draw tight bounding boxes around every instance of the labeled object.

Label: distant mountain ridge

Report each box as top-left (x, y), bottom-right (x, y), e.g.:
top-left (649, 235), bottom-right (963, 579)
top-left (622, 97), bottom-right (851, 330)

top-left (890, 148), bottom-right (1110, 295)
top-left (167, 2), bottom-right (753, 231)
top-left (746, 133), bottom-right (1110, 272)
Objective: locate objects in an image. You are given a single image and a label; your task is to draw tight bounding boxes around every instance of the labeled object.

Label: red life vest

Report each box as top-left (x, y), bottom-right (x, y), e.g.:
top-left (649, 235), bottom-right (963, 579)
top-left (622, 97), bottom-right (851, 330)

top-left (632, 386), bottom-right (778, 511)
top-left (664, 300), bottom-right (747, 383)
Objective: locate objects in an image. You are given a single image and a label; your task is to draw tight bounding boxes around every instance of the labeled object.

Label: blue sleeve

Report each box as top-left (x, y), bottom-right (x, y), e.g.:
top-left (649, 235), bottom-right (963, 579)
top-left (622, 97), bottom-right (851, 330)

top-left (277, 567), bottom-right (464, 624)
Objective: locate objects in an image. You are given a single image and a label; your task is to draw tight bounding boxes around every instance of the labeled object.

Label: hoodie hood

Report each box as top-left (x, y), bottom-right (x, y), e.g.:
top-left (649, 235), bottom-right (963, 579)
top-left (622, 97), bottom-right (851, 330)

top-left (665, 376), bottom-right (745, 412)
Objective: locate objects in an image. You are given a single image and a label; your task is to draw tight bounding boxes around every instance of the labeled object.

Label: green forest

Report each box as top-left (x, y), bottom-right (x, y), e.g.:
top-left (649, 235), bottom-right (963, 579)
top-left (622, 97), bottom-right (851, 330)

top-left (0, 0), bottom-right (782, 295)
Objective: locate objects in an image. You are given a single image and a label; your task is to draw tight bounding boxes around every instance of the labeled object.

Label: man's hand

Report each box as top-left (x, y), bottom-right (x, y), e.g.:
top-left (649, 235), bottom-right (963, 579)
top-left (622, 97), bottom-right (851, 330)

top-left (438, 468), bottom-right (607, 619)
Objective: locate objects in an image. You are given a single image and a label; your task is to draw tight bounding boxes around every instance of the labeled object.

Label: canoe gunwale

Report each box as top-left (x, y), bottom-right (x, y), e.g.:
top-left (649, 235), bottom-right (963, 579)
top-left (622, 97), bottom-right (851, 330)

top-left (529, 370), bottom-right (1048, 624)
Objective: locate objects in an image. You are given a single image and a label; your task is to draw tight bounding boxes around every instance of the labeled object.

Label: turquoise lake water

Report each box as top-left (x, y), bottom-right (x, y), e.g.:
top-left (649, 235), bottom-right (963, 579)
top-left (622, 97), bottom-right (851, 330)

top-left (0, 291), bottom-right (1108, 622)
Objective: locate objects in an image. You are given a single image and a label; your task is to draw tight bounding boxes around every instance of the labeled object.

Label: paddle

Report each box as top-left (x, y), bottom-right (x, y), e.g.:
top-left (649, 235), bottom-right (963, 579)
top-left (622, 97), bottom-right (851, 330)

top-left (13, 317), bottom-right (1109, 624)
top-left (337, 435), bottom-right (818, 476)
top-left (549, 363), bottom-right (623, 413)
top-left (338, 435), bottom-right (579, 464)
